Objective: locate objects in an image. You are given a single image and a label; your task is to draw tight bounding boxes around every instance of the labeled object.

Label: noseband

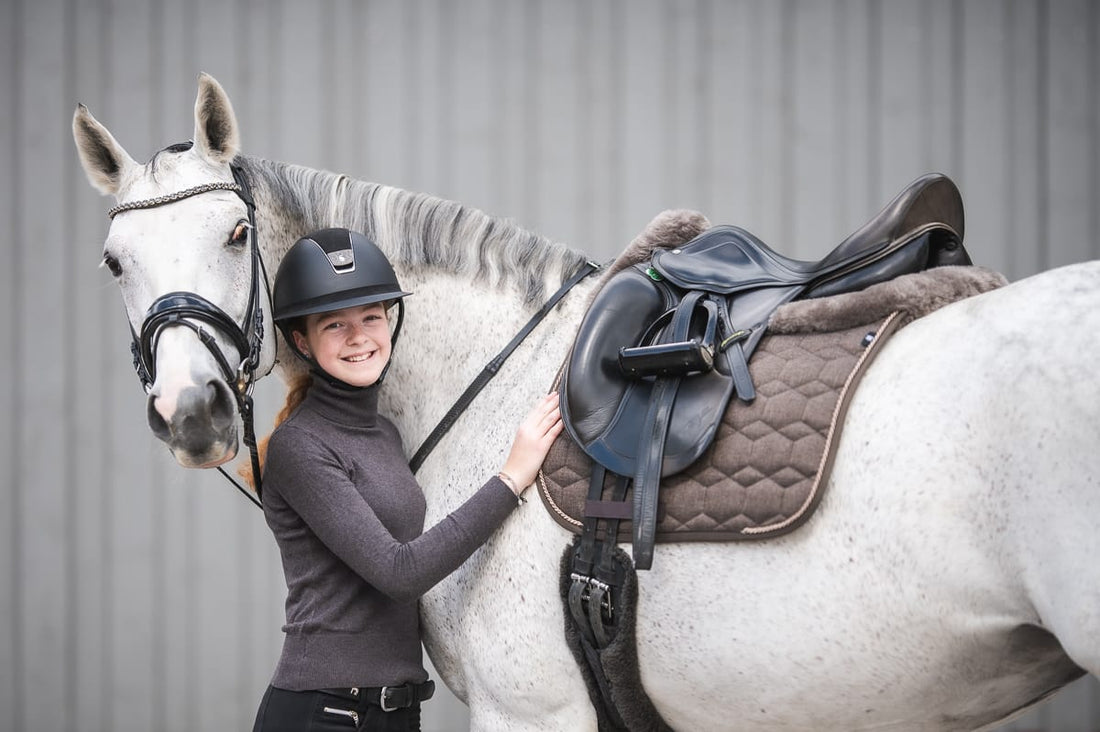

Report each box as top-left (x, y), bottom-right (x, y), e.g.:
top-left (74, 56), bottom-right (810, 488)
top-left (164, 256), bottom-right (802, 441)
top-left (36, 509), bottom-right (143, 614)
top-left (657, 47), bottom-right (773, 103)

top-left (108, 157), bottom-right (271, 506)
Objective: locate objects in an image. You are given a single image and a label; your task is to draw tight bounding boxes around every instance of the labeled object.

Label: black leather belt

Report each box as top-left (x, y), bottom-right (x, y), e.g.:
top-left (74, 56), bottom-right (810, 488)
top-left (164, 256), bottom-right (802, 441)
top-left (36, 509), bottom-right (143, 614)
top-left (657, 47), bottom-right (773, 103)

top-left (322, 681), bottom-right (436, 712)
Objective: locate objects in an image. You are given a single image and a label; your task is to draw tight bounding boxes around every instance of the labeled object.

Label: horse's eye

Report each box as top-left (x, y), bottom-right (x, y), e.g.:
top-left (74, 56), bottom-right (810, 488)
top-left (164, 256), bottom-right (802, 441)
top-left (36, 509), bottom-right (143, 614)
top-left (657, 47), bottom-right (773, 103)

top-left (229, 220), bottom-right (251, 247)
top-left (102, 253), bottom-right (123, 278)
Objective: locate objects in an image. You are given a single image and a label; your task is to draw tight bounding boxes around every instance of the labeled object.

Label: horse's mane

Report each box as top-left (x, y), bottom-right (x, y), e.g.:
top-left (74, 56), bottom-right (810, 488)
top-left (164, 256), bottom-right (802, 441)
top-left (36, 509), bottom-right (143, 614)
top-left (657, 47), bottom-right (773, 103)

top-left (239, 156), bottom-right (591, 304)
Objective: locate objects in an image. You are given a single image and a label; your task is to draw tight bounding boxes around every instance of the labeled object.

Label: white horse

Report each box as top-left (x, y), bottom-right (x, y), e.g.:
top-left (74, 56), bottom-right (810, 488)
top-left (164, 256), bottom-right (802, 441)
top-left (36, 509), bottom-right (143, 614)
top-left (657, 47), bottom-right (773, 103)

top-left (73, 73), bottom-right (1099, 731)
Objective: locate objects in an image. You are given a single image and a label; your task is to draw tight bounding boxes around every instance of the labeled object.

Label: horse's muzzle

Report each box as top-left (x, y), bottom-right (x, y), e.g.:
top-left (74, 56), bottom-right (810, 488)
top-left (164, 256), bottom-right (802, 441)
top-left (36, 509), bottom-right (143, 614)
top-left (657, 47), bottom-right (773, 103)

top-left (147, 378), bottom-right (239, 467)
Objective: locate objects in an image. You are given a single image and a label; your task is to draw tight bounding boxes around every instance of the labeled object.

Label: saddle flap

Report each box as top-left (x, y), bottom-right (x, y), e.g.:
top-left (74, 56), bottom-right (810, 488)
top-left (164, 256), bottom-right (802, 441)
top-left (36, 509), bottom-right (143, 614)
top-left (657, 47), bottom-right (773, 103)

top-left (561, 267), bottom-right (737, 478)
top-left (562, 268), bottom-right (667, 449)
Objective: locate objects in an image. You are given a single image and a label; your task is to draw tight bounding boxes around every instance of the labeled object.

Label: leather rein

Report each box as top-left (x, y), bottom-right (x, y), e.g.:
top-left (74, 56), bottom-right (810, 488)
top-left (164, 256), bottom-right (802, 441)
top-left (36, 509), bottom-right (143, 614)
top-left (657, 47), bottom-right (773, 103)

top-left (108, 159), bottom-right (271, 507)
top-left (109, 158), bottom-right (599, 509)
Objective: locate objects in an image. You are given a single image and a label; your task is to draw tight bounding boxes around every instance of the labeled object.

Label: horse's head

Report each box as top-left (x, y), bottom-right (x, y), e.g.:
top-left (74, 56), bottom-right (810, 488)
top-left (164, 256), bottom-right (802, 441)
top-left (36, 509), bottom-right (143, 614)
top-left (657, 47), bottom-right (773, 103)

top-left (73, 73), bottom-right (276, 469)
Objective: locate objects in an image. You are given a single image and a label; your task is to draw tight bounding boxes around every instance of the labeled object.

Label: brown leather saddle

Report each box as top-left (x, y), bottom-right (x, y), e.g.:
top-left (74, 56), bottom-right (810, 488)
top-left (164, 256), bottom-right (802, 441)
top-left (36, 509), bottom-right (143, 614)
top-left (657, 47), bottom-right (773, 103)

top-left (560, 173), bottom-right (971, 570)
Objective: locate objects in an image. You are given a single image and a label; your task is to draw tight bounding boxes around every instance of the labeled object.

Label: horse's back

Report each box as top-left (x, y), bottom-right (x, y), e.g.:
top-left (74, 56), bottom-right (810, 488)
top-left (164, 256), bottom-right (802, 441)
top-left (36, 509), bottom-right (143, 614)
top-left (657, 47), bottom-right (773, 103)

top-left (634, 262), bottom-right (1100, 730)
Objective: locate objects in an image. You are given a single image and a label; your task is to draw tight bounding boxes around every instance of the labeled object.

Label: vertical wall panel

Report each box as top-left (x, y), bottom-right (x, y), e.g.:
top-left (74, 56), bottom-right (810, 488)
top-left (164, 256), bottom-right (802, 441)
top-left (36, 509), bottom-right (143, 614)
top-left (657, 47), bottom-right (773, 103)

top-left (7, 3), bottom-right (1100, 731)
top-left (662, 0), bottom-right (707, 215)
top-left (922, 0), bottom-right (960, 174)
top-left (878, 3), bottom-right (935, 200)
top-left (19, 2), bottom-right (71, 732)
top-left (790, 0), bottom-right (840, 256)
top-left (360, 0), bottom-right (410, 186)
top-left (576, 0), bottom-right (627, 252)
top-left (448, 0), bottom-right (503, 218)
top-left (700, 0), bottom-right (753, 229)
top-left (744, 1), bottom-right (788, 242)
top-left (620, 1), bottom-right (672, 239)
top-left (1002, 0), bottom-right (1044, 281)
top-left (69, 2), bottom-right (111, 730)
top-left (0, 0), bottom-right (20, 729)
top-left (833, 0), bottom-right (877, 232)
top-left (1046, 0), bottom-right (1096, 268)
top-left (276, 2), bottom-right (325, 168)
top-left (570, 0), bottom-right (606, 251)
top-left (531, 0), bottom-right (584, 246)
top-left (960, 0), bottom-right (1011, 271)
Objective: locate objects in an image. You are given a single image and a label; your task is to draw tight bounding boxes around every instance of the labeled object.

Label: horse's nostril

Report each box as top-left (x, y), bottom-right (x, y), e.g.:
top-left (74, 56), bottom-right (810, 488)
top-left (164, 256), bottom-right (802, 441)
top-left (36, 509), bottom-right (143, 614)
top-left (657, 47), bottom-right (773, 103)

top-left (147, 395), bottom-right (172, 442)
top-left (207, 379), bottom-right (236, 431)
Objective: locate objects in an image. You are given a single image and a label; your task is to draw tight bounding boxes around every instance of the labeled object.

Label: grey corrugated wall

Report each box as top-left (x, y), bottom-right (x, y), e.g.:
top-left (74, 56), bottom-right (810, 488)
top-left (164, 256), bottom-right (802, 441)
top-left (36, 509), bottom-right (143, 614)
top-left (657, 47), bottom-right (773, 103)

top-left (2, 1), bottom-right (1098, 730)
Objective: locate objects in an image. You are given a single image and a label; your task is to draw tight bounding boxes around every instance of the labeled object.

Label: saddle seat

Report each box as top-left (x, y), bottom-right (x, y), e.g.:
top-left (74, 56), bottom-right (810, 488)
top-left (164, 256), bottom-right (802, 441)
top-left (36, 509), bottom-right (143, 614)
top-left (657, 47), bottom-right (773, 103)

top-left (669, 170), bottom-right (965, 296)
top-left (561, 173), bottom-right (972, 569)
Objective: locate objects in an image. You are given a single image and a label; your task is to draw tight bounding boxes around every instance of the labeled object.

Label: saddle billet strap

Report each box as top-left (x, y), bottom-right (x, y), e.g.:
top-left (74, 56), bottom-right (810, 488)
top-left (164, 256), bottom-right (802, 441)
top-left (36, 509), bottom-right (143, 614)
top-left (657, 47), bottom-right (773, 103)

top-left (570, 459), bottom-right (618, 643)
top-left (573, 464), bottom-right (606, 576)
top-left (589, 475), bottom-right (630, 648)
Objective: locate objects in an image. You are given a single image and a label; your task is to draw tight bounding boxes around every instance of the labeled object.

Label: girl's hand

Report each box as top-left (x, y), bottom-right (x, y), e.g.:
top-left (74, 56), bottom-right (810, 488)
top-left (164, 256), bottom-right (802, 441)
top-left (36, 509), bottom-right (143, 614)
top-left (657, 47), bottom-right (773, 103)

top-left (499, 392), bottom-right (564, 495)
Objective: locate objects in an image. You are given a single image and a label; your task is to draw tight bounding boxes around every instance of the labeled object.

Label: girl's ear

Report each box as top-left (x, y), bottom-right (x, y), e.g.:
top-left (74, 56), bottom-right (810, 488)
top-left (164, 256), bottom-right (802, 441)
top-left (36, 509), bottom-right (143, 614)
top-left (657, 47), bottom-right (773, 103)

top-left (292, 331), bottom-right (311, 358)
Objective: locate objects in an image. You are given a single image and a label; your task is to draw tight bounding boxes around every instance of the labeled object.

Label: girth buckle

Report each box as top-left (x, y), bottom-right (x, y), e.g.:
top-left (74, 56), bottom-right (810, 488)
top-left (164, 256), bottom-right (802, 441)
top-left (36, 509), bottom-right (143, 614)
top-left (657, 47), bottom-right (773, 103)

top-left (570, 572), bottom-right (614, 622)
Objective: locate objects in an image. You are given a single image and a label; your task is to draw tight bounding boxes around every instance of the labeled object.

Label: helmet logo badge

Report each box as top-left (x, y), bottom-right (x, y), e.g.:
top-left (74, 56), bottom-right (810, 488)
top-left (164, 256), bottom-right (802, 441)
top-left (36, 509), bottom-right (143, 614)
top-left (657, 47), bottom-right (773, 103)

top-left (326, 248), bottom-right (355, 273)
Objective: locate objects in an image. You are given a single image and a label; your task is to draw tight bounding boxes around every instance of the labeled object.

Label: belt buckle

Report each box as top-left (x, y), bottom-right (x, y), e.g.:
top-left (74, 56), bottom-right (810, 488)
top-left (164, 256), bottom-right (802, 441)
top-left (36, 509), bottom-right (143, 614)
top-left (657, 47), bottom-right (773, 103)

top-left (380, 686), bottom-right (399, 713)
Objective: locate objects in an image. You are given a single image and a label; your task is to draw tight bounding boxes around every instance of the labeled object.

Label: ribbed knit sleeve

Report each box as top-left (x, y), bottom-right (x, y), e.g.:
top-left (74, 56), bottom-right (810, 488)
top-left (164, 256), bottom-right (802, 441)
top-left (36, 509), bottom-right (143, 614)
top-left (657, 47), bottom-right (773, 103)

top-left (264, 421), bottom-right (517, 604)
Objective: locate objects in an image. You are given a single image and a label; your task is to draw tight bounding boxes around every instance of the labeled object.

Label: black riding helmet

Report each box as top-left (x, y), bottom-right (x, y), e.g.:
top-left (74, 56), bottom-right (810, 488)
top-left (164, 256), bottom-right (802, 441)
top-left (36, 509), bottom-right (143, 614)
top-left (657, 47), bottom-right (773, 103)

top-left (273, 228), bottom-right (411, 384)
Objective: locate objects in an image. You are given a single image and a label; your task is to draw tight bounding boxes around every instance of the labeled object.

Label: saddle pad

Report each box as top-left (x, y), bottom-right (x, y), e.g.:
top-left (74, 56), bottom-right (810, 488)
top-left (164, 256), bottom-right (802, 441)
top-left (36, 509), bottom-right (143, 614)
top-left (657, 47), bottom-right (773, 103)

top-left (538, 265), bottom-right (1008, 543)
top-left (539, 314), bottom-right (898, 542)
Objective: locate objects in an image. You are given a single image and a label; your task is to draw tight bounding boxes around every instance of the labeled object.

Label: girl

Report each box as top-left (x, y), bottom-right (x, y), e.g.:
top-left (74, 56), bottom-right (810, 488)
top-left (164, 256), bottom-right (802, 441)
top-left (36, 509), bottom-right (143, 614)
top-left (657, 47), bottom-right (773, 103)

top-left (252, 228), bottom-right (562, 731)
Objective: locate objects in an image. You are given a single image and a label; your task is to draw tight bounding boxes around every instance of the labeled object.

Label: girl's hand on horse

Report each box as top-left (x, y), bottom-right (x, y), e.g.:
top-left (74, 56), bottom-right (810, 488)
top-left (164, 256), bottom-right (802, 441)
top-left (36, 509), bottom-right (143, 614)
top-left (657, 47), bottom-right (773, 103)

top-left (499, 392), bottom-right (563, 495)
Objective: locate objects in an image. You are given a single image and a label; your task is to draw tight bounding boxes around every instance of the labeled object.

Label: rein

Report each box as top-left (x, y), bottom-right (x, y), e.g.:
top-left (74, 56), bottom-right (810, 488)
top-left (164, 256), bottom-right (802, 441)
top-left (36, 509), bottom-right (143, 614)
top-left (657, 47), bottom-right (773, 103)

top-left (409, 260), bottom-right (600, 474)
top-left (109, 158), bottom-right (272, 507)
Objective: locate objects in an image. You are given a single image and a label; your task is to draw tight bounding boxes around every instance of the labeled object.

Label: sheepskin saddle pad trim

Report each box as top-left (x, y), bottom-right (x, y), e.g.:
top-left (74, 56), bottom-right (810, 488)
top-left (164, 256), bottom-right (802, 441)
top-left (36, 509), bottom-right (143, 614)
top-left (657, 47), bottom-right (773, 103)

top-left (538, 265), bottom-right (1007, 543)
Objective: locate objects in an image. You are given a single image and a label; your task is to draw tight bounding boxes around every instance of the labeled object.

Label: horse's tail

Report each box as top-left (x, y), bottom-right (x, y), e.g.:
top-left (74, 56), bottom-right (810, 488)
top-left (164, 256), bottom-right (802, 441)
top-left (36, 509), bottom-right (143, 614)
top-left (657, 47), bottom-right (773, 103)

top-left (238, 371), bottom-right (313, 490)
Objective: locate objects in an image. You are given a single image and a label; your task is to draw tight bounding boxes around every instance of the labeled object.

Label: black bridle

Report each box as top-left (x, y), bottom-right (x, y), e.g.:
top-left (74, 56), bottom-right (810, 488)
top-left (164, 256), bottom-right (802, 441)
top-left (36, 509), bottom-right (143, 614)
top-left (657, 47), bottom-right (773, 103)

top-left (109, 160), bottom-right (272, 506)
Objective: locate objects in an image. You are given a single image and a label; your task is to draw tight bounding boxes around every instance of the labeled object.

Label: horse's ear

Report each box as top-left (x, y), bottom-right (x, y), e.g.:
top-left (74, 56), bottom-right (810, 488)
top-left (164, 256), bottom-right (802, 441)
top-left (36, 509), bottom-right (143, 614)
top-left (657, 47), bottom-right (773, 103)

top-left (193, 72), bottom-right (240, 164)
top-left (72, 104), bottom-right (138, 195)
